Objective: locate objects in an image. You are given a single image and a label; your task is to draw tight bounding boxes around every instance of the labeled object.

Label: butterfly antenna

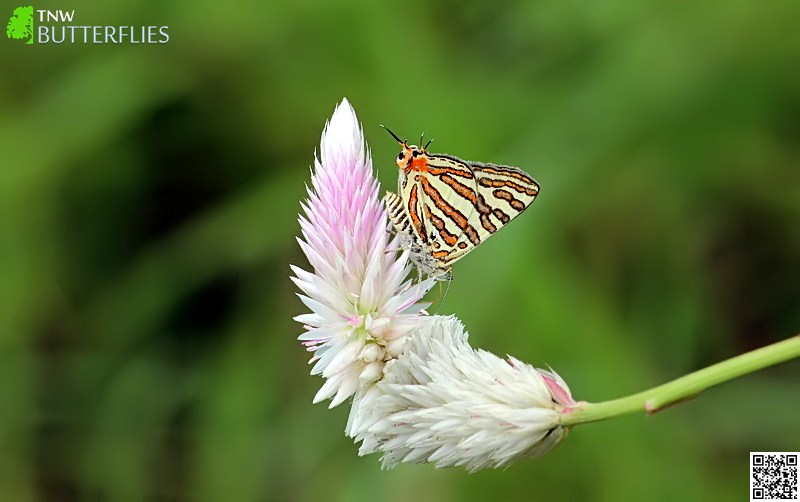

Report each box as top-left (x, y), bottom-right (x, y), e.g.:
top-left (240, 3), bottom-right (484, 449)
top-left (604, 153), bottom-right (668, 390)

top-left (424, 138), bottom-right (434, 151)
top-left (380, 124), bottom-right (406, 145)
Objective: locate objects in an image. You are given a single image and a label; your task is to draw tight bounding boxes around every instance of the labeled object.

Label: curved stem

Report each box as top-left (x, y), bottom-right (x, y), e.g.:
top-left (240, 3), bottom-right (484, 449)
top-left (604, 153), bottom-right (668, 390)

top-left (559, 334), bottom-right (800, 427)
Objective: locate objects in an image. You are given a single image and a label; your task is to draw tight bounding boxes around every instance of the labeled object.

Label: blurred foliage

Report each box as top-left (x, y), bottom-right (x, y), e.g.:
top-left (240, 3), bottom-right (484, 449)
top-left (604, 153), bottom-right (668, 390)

top-left (1, 0), bottom-right (798, 500)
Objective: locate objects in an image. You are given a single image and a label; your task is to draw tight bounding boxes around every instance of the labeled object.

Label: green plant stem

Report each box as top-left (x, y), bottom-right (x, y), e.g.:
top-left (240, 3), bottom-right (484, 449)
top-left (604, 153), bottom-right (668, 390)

top-left (559, 334), bottom-right (800, 427)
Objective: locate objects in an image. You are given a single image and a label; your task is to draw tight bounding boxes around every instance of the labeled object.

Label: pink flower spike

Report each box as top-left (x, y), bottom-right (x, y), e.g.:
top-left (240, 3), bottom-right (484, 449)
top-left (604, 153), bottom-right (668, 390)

top-left (292, 98), bottom-right (435, 407)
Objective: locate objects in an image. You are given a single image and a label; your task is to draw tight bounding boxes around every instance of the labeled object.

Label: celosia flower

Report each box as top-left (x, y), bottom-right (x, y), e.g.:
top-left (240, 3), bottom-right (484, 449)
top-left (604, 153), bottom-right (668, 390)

top-left (294, 99), bottom-right (576, 471)
top-left (350, 316), bottom-right (575, 472)
top-left (292, 99), bottom-right (434, 408)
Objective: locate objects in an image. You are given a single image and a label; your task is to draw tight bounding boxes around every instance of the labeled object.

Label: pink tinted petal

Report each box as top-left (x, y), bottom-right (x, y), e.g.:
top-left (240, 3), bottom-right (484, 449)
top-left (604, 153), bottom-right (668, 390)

top-left (541, 373), bottom-right (577, 407)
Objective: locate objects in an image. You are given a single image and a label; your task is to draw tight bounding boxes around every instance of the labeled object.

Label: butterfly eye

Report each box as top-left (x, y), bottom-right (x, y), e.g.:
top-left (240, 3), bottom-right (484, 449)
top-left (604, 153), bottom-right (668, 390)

top-left (412, 150), bottom-right (419, 158)
top-left (398, 152), bottom-right (405, 161)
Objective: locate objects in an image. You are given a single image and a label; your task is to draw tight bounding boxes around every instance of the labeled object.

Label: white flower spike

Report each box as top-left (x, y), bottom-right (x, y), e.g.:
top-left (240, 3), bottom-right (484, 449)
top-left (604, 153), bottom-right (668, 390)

top-left (292, 99), bottom-right (435, 408)
top-left (350, 316), bottom-right (573, 472)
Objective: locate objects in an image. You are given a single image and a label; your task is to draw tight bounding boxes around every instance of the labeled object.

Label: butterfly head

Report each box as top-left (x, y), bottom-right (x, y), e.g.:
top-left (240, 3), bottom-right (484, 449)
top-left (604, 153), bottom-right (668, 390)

top-left (381, 125), bottom-right (433, 169)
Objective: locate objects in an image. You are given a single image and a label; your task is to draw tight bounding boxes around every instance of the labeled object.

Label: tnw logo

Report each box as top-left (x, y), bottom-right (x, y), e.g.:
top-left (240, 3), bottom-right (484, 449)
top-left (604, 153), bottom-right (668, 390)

top-left (40, 9), bottom-right (74, 22)
top-left (6, 5), bottom-right (34, 44)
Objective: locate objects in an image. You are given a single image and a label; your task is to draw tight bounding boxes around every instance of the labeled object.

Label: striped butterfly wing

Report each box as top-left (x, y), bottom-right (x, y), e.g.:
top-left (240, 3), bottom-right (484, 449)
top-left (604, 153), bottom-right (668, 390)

top-left (384, 146), bottom-right (539, 280)
top-left (419, 155), bottom-right (540, 270)
top-left (398, 154), bottom-right (480, 277)
top-left (469, 162), bottom-right (540, 244)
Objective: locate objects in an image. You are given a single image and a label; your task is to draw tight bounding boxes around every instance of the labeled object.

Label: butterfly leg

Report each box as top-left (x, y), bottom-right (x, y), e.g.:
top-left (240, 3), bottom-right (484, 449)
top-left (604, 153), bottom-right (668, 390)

top-left (432, 273), bottom-right (453, 315)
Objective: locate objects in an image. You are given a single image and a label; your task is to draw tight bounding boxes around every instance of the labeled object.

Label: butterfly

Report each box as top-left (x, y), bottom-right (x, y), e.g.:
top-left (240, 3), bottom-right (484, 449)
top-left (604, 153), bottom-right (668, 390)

top-left (381, 126), bottom-right (540, 281)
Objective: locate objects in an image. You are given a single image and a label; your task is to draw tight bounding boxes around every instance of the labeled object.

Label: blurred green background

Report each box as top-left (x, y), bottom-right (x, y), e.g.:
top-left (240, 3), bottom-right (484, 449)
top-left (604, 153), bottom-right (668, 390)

top-left (1, 0), bottom-right (798, 500)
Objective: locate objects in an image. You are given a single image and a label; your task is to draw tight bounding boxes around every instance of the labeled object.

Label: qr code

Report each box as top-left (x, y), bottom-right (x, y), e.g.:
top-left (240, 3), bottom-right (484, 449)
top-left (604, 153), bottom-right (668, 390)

top-left (751, 452), bottom-right (798, 501)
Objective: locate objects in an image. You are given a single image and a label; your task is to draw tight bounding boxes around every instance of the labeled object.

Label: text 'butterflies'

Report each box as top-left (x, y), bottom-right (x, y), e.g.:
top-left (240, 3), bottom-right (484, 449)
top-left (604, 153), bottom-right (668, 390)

top-left (381, 126), bottom-right (540, 281)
